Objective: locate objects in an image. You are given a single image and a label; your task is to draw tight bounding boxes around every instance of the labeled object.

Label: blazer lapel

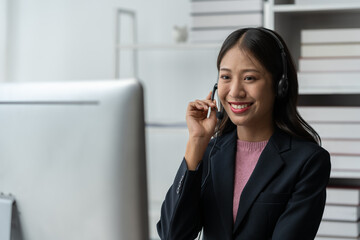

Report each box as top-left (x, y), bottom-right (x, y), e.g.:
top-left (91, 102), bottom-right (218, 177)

top-left (211, 130), bottom-right (237, 236)
top-left (233, 129), bottom-right (290, 233)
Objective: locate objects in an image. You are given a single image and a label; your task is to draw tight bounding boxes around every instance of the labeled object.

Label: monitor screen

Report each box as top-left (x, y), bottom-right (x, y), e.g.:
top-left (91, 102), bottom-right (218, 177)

top-left (0, 79), bottom-right (149, 240)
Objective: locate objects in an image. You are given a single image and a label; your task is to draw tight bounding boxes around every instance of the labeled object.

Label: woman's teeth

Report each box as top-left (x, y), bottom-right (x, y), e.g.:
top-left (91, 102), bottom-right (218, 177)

top-left (231, 103), bottom-right (251, 109)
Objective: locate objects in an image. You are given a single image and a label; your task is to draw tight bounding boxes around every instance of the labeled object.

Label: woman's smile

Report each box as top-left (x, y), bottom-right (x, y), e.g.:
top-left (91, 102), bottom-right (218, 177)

top-left (229, 102), bottom-right (253, 113)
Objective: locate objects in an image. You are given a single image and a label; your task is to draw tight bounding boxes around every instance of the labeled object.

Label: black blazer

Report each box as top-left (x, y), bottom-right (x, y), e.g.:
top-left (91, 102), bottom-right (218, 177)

top-left (157, 128), bottom-right (331, 240)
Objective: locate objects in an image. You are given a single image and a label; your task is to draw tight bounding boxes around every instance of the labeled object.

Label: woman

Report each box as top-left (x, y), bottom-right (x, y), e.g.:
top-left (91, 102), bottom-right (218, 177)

top-left (157, 27), bottom-right (331, 240)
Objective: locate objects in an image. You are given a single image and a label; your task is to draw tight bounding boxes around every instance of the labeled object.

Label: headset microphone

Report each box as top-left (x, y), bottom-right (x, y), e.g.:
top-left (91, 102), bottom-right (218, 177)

top-left (216, 110), bottom-right (224, 120)
top-left (211, 83), bottom-right (224, 120)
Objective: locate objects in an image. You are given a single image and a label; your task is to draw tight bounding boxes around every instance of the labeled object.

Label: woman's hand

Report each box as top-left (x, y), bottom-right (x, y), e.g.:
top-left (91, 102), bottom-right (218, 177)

top-left (185, 92), bottom-right (218, 170)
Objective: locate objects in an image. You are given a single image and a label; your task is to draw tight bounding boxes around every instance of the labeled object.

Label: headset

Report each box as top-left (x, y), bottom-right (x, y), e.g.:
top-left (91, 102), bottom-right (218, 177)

top-left (262, 28), bottom-right (289, 99)
top-left (197, 28), bottom-right (289, 239)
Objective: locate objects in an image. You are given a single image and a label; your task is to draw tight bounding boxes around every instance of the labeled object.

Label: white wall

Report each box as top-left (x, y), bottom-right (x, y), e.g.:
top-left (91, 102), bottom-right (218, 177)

top-left (7, 0), bottom-right (116, 81)
top-left (5, 0), bottom-right (219, 121)
top-left (0, 0), bottom-right (7, 81)
top-left (2, 1), bottom-right (220, 239)
top-left (6, 0), bottom-right (194, 82)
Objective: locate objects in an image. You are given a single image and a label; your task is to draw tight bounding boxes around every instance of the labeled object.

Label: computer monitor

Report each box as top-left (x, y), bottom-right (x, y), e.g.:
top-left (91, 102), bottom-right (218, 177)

top-left (0, 79), bottom-right (149, 240)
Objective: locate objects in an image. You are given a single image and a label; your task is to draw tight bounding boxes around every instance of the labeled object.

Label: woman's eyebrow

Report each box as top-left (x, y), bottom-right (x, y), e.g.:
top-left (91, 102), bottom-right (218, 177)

top-left (219, 68), bottom-right (261, 73)
top-left (242, 69), bottom-right (261, 73)
top-left (219, 67), bottom-right (231, 72)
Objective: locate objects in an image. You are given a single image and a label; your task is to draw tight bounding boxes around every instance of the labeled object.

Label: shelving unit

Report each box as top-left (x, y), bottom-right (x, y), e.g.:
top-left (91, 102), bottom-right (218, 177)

top-left (273, 3), bottom-right (360, 12)
top-left (270, 0), bottom-right (360, 181)
top-left (265, 0), bottom-right (360, 71)
top-left (117, 1), bottom-right (360, 76)
top-left (273, 2), bottom-right (360, 237)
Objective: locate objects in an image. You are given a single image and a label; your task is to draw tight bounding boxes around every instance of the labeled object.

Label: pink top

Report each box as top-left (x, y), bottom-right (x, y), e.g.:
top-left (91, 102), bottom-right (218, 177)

top-left (233, 140), bottom-right (268, 222)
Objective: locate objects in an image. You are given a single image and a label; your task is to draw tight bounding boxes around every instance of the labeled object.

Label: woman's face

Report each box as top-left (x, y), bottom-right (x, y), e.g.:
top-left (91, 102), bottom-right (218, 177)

top-left (218, 46), bottom-right (275, 131)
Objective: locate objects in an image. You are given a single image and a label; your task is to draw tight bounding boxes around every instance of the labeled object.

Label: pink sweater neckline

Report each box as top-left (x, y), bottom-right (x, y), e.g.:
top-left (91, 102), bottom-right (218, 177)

top-left (236, 139), bottom-right (268, 151)
top-left (233, 139), bottom-right (268, 222)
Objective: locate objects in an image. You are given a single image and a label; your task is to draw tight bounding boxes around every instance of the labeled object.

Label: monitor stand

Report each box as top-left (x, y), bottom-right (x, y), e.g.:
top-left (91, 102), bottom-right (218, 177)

top-left (0, 194), bottom-right (15, 240)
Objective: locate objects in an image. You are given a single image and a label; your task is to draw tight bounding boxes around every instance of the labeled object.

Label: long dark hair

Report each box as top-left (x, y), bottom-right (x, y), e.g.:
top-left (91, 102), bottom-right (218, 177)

top-left (215, 27), bottom-right (321, 145)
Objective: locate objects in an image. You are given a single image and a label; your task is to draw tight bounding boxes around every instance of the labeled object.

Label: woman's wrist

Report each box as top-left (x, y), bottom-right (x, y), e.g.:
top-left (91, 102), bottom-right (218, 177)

top-left (185, 137), bottom-right (210, 170)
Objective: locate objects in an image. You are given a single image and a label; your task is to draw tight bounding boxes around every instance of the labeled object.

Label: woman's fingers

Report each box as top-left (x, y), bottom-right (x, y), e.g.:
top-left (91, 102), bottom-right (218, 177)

top-left (194, 100), bottom-right (207, 110)
top-left (206, 91), bottom-right (212, 100)
top-left (187, 93), bottom-right (218, 120)
top-left (190, 100), bottom-right (216, 113)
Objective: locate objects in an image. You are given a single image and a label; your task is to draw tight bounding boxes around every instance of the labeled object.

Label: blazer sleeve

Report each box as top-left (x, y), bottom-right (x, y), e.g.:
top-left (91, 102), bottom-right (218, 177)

top-left (156, 158), bottom-right (204, 240)
top-left (272, 148), bottom-right (331, 240)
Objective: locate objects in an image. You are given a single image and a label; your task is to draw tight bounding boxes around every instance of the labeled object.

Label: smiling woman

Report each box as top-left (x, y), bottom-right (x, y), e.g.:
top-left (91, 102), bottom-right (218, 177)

top-left (217, 45), bottom-right (275, 141)
top-left (157, 27), bottom-right (331, 240)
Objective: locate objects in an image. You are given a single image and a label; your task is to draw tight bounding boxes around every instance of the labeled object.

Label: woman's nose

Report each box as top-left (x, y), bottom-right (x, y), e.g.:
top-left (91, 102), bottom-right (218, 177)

top-left (229, 80), bottom-right (246, 99)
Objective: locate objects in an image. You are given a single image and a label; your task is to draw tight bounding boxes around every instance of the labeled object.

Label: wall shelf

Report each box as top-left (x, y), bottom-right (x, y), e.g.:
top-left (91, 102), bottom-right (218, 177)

top-left (331, 171), bottom-right (360, 179)
top-left (299, 87), bottom-right (360, 95)
top-left (274, 3), bottom-right (360, 13)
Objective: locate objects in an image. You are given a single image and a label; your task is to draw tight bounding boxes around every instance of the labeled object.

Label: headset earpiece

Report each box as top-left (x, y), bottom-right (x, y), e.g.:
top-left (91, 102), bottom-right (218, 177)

top-left (277, 76), bottom-right (289, 98)
top-left (260, 28), bottom-right (289, 99)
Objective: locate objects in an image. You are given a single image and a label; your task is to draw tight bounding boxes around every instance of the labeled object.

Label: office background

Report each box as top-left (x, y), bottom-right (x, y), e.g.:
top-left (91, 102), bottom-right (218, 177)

top-left (0, 1), bottom-right (209, 239)
top-left (2, 0), bottom-right (360, 239)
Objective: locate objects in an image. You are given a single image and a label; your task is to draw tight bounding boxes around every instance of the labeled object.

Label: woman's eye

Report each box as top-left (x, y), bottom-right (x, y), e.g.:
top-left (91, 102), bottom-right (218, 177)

top-left (244, 76), bottom-right (255, 81)
top-left (220, 75), bottom-right (230, 80)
